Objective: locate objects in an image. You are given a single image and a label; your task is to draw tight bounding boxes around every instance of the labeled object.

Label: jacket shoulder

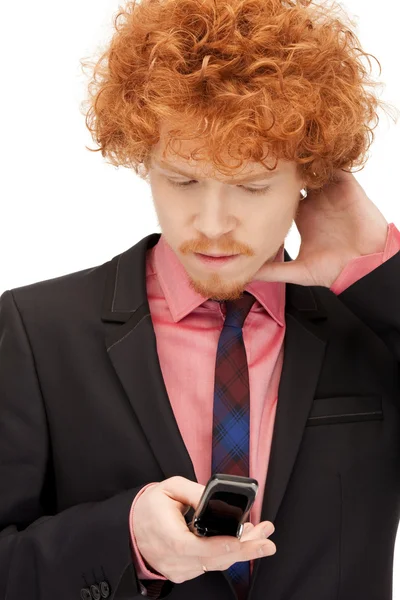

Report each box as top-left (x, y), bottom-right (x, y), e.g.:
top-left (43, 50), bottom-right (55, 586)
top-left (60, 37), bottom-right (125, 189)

top-left (4, 257), bottom-right (115, 324)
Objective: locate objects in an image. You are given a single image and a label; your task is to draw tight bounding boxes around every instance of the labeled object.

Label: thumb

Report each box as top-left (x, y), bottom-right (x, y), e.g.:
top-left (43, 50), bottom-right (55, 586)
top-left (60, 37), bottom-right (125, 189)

top-left (252, 258), bottom-right (309, 286)
top-left (161, 475), bottom-right (206, 514)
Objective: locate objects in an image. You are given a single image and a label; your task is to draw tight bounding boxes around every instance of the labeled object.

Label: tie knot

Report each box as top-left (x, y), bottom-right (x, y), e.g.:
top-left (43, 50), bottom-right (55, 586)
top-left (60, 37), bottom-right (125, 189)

top-left (224, 292), bottom-right (256, 329)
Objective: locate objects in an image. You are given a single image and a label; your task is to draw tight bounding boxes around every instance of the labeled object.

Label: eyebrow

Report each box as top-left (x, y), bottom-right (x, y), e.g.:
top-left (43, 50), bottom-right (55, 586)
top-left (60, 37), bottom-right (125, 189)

top-left (154, 159), bottom-right (279, 184)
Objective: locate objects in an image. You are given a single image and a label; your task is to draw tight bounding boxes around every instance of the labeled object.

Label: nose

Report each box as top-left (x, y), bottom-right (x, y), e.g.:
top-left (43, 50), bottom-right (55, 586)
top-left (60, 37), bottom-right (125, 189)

top-left (193, 195), bottom-right (236, 240)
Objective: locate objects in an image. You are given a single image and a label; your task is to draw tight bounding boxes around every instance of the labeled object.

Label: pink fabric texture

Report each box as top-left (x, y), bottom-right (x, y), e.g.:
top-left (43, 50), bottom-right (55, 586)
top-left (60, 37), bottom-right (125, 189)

top-left (130, 222), bottom-right (400, 580)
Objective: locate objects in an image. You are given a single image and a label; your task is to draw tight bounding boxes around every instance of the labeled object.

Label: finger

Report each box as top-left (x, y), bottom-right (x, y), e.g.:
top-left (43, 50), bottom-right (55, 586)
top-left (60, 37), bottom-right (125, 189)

top-left (201, 537), bottom-right (277, 573)
top-left (240, 522), bottom-right (254, 540)
top-left (240, 521), bottom-right (274, 542)
top-left (180, 529), bottom-right (242, 557)
top-left (254, 521), bottom-right (275, 539)
top-left (180, 517), bottom-right (276, 557)
top-left (180, 522), bottom-right (276, 559)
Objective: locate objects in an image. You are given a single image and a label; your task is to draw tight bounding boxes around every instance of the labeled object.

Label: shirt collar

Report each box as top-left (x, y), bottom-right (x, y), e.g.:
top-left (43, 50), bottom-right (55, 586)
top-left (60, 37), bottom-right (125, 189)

top-left (149, 234), bottom-right (285, 326)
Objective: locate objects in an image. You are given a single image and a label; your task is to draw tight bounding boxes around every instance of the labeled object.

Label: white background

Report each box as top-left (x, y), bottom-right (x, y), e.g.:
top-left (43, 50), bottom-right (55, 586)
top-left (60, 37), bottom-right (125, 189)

top-left (1, 0), bottom-right (399, 594)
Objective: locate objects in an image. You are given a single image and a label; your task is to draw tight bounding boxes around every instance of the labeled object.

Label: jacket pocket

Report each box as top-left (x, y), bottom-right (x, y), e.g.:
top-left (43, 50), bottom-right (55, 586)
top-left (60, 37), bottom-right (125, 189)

top-left (306, 394), bottom-right (383, 426)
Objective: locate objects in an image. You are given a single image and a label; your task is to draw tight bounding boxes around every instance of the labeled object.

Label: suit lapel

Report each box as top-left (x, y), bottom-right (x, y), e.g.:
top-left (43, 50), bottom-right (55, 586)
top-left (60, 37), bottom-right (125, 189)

top-left (102, 233), bottom-right (197, 484)
top-left (249, 282), bottom-right (328, 591)
top-left (101, 233), bottom-right (329, 594)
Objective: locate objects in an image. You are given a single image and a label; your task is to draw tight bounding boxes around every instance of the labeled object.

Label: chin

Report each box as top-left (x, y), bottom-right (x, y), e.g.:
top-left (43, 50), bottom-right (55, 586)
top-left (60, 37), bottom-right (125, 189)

top-left (185, 265), bottom-right (254, 302)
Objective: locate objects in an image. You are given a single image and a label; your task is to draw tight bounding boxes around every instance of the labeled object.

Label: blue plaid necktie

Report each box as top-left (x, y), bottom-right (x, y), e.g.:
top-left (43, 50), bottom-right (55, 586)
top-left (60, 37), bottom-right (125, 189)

top-left (211, 291), bottom-right (256, 600)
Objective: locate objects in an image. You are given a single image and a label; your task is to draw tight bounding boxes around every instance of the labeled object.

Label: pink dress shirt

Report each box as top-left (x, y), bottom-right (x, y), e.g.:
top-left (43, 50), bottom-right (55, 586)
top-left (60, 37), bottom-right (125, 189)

top-left (129, 222), bottom-right (400, 582)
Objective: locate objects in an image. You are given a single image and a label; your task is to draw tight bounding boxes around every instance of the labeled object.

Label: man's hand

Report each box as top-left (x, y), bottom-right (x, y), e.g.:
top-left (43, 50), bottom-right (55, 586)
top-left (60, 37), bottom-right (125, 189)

top-left (131, 476), bottom-right (276, 584)
top-left (252, 169), bottom-right (389, 288)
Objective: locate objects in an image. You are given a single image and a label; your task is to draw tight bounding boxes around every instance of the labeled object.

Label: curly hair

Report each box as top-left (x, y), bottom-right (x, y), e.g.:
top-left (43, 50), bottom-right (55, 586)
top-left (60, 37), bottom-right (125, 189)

top-left (80, 0), bottom-right (399, 190)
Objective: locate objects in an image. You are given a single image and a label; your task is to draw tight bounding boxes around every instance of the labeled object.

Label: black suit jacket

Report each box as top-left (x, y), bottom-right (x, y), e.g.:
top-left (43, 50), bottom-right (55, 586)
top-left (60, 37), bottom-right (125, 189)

top-left (1, 232), bottom-right (400, 600)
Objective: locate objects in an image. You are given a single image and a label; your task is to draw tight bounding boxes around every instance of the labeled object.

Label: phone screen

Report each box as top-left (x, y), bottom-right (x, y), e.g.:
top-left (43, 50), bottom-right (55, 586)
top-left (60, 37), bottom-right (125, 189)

top-left (201, 490), bottom-right (248, 536)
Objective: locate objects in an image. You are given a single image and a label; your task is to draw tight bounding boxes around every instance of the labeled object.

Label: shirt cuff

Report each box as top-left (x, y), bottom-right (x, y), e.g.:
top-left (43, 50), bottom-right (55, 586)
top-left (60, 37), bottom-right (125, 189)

top-left (330, 223), bottom-right (400, 295)
top-left (129, 483), bottom-right (168, 581)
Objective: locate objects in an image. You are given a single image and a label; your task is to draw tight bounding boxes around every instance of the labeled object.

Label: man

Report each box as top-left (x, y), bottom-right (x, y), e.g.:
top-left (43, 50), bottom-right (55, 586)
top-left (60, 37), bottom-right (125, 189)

top-left (1, 0), bottom-right (400, 599)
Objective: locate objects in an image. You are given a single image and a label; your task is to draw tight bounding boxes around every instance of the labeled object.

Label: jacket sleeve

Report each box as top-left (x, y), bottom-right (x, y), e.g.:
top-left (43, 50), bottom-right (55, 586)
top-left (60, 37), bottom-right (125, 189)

top-left (330, 223), bottom-right (400, 296)
top-left (331, 224), bottom-right (400, 364)
top-left (0, 289), bottom-right (175, 600)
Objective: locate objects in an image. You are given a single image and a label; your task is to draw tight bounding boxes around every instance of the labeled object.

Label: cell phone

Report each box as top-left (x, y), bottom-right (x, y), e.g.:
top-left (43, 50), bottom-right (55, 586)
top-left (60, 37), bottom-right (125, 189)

top-left (188, 474), bottom-right (258, 539)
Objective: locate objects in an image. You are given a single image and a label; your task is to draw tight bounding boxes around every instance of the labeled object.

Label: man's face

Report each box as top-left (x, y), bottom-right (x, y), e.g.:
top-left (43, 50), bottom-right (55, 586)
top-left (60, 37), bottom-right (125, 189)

top-left (147, 136), bottom-right (304, 302)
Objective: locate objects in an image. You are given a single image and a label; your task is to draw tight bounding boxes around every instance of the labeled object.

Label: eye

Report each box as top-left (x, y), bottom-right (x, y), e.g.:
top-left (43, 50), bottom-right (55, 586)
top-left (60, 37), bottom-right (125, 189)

top-left (167, 179), bottom-right (270, 196)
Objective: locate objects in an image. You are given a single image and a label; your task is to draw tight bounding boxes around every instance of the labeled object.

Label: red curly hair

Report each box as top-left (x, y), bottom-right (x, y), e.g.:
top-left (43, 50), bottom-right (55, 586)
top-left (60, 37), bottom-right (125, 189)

top-left (81, 0), bottom-right (398, 190)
